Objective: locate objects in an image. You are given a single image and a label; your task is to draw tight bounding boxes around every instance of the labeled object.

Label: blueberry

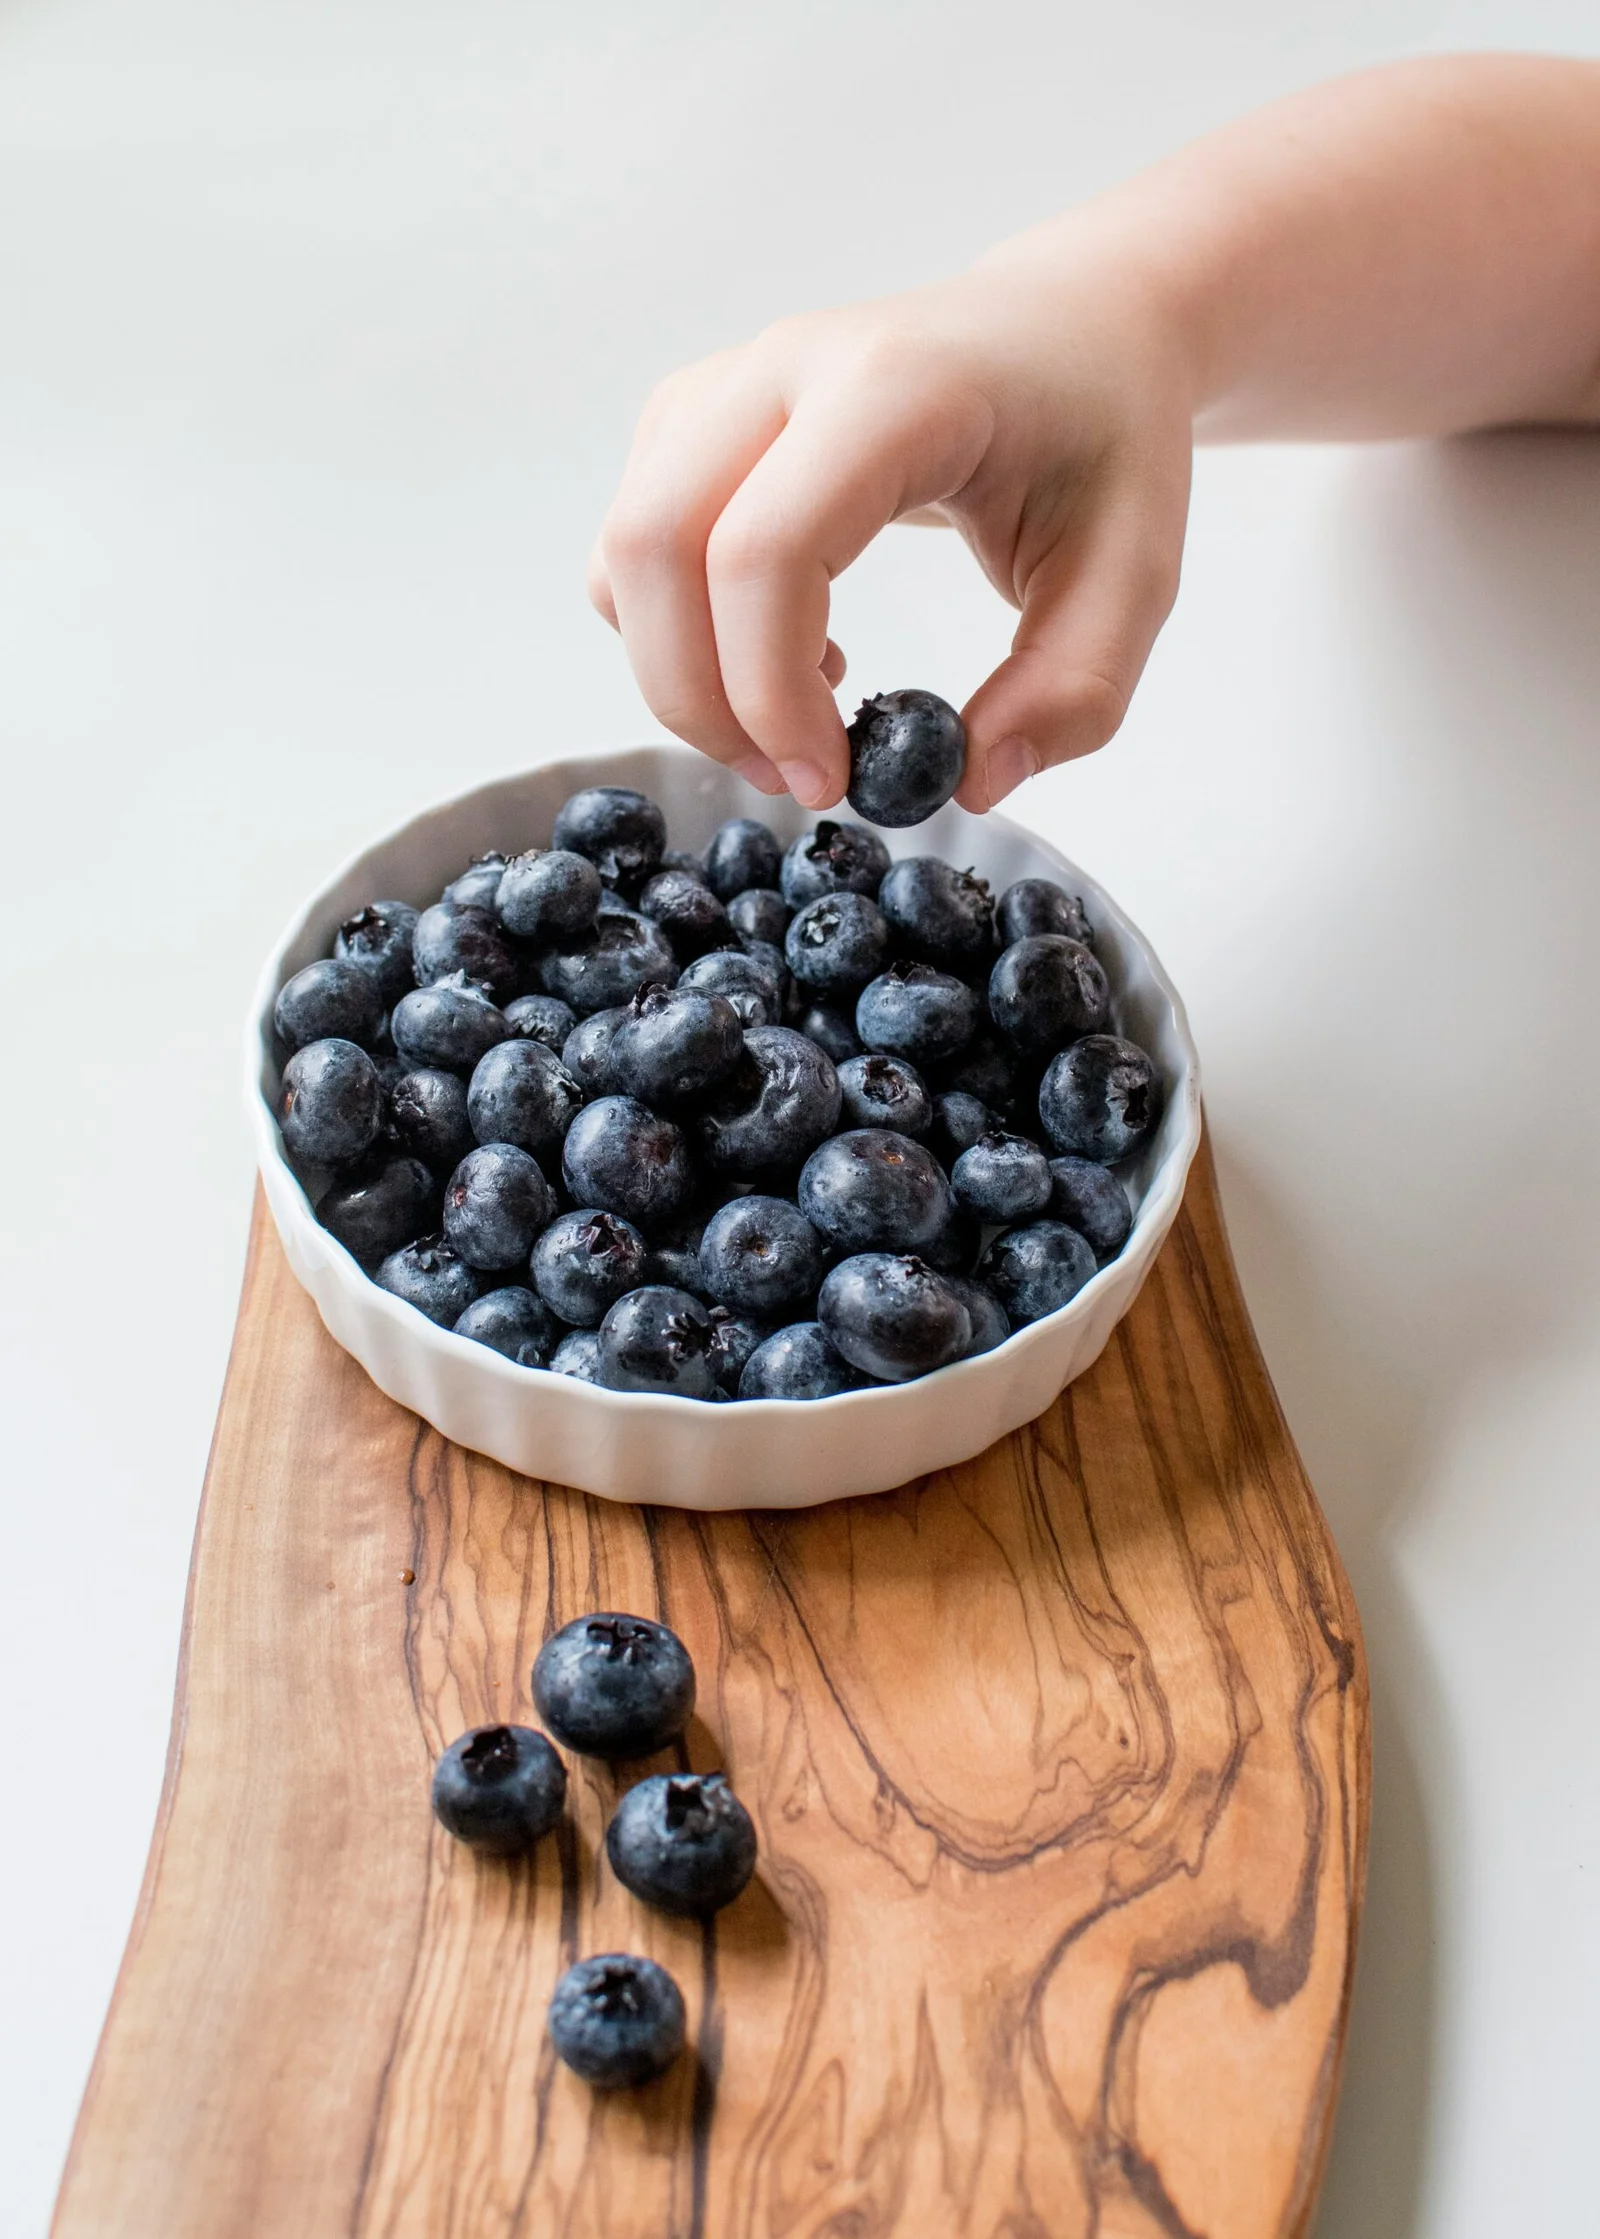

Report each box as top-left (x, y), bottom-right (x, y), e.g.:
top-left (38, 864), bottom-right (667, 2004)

top-left (551, 786), bottom-right (667, 892)
top-left (817, 1253), bottom-right (971, 1381)
top-left (561, 1006), bottom-right (627, 1096)
top-left (836, 1053), bottom-right (931, 1137)
top-left (533, 1612), bottom-right (695, 1758)
top-left (726, 886), bottom-right (792, 949)
top-left (877, 856), bottom-right (994, 971)
top-left (431, 1724), bottom-right (567, 1854)
top-left (944, 1275), bottom-right (1011, 1357)
top-left (333, 900), bottom-right (420, 1007)
top-left (738, 1320), bottom-right (874, 1399)
top-left (274, 958), bottom-right (385, 1054)
top-left (444, 853), bottom-right (510, 912)
top-left (376, 1232), bottom-right (482, 1324)
top-left (637, 867), bottom-right (730, 961)
top-left (278, 1038), bottom-right (383, 1167)
top-left (660, 847), bottom-right (709, 880)
top-left (856, 960), bottom-right (980, 1067)
top-left (928, 1089), bottom-right (999, 1166)
top-left (318, 1152), bottom-right (436, 1264)
top-left (1037, 1034), bottom-right (1162, 1162)
top-left (696, 1027), bottom-right (841, 1180)
top-left (705, 816), bottom-right (783, 900)
top-left (562, 1097), bottom-right (695, 1231)
top-left (935, 1031), bottom-right (1020, 1114)
top-left (706, 1305), bottom-right (768, 1394)
top-left (443, 1143), bottom-right (555, 1269)
top-left (795, 1003), bottom-right (862, 1065)
top-left (533, 1208), bottom-right (649, 1325)
top-left (785, 891), bottom-right (891, 997)
top-left (638, 1219), bottom-right (706, 1299)
top-left (997, 877), bottom-right (1093, 948)
top-left (606, 1772), bottom-right (757, 1916)
top-left (537, 911), bottom-right (678, 1016)
top-left (780, 819), bottom-right (889, 906)
top-left (502, 992), bottom-right (578, 1051)
top-left (976, 1220), bottom-right (1097, 1323)
top-left (951, 1130), bottom-right (1053, 1224)
top-left (390, 975), bottom-right (509, 1073)
top-left (387, 1067), bottom-right (476, 1171)
top-left (988, 936), bottom-right (1110, 1054)
top-left (494, 848), bottom-right (603, 944)
top-left (1047, 1156), bottom-right (1134, 1262)
top-left (698, 1195), bottom-right (825, 1319)
top-left (550, 1329), bottom-right (605, 1382)
top-left (454, 1285), bottom-right (560, 1367)
top-left (547, 1954), bottom-right (686, 2090)
top-left (412, 901), bottom-right (522, 1001)
top-left (845, 689), bottom-right (965, 827)
top-left (678, 948), bottom-right (783, 1028)
top-left (610, 983), bottom-right (745, 1106)
top-left (798, 1128), bottom-right (954, 1254)
top-left (597, 1285), bottom-right (718, 1400)
top-left (467, 1039), bottom-right (583, 1159)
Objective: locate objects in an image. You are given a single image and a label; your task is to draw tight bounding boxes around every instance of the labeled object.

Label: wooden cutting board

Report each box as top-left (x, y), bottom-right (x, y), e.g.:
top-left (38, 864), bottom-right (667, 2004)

top-left (53, 1132), bottom-right (1368, 2239)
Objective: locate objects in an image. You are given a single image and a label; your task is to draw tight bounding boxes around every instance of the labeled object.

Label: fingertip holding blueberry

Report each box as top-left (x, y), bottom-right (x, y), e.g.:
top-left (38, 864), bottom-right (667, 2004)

top-left (431, 1724), bottom-right (567, 1854)
top-left (605, 1772), bottom-right (757, 1916)
top-left (533, 1613), bottom-right (695, 1759)
top-left (547, 1953), bottom-right (686, 2089)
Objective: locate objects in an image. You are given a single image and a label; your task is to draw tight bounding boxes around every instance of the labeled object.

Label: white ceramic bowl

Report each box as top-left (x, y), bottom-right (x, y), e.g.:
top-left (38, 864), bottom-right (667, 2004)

top-left (249, 747), bottom-right (1200, 1509)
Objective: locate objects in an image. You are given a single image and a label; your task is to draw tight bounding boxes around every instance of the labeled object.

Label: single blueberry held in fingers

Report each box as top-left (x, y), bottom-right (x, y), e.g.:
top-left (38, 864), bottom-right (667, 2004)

top-left (533, 1612), bottom-right (695, 1759)
top-left (1047, 1156), bottom-right (1134, 1262)
top-left (877, 858), bottom-right (994, 971)
top-left (637, 867), bottom-right (730, 961)
top-left (705, 816), bottom-right (783, 900)
top-left (533, 1208), bottom-right (649, 1325)
top-left (334, 900), bottom-right (420, 1007)
top-left (798, 1128), bottom-right (954, 1254)
top-left (928, 1090), bottom-right (1000, 1166)
top-left (454, 1285), bottom-right (560, 1367)
top-left (275, 958), bottom-right (385, 1054)
top-left (387, 1067), bottom-right (476, 1171)
top-left (467, 1039), bottom-right (583, 1159)
top-left (596, 1285), bottom-right (718, 1399)
top-left (412, 901), bottom-right (522, 1000)
top-left (1037, 1035), bottom-right (1163, 1163)
top-left (845, 689), bottom-right (966, 827)
top-left (550, 1329), bottom-right (605, 1381)
top-left (737, 1321), bottom-right (875, 1399)
top-left (318, 1152), bottom-right (436, 1264)
top-left (494, 847), bottom-right (603, 943)
top-left (376, 1232), bottom-right (482, 1325)
top-left (794, 1002), bottom-right (862, 1065)
top-left (391, 975), bottom-right (509, 1073)
top-left (951, 1131), bottom-right (1054, 1224)
top-left (944, 1275), bottom-right (1012, 1357)
top-left (706, 1305), bottom-right (769, 1394)
top-left (547, 1954), bottom-right (686, 2090)
top-left (780, 820), bottom-right (889, 906)
top-left (431, 1724), bottom-right (567, 1854)
top-left (443, 1143), bottom-right (555, 1269)
top-left (997, 877), bottom-right (1094, 948)
top-left (698, 1195), bottom-right (826, 1319)
top-left (977, 1220), bottom-right (1097, 1324)
top-left (609, 983), bottom-right (744, 1106)
top-left (856, 960), bottom-right (980, 1067)
top-left (606, 1773), bottom-right (757, 1917)
top-left (562, 1097), bottom-right (696, 1230)
top-left (836, 1053), bottom-right (932, 1137)
top-left (818, 1253), bottom-right (971, 1382)
top-left (988, 936), bottom-right (1110, 1054)
top-left (726, 886), bottom-right (792, 949)
top-left (502, 992), bottom-right (578, 1051)
top-left (785, 891), bottom-right (891, 997)
top-left (551, 786), bottom-right (667, 891)
top-left (278, 1038), bottom-right (383, 1167)
top-left (444, 853), bottom-right (510, 911)
top-left (561, 1006), bottom-right (628, 1096)
top-left (537, 911), bottom-right (678, 1016)
top-left (697, 1027), bottom-right (841, 1180)
top-left (678, 948), bottom-right (783, 1028)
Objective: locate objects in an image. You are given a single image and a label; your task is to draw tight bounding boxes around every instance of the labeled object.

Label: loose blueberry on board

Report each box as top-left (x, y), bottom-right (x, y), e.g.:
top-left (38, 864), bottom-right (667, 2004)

top-left (550, 1329), bottom-right (605, 1382)
top-left (818, 1253), bottom-right (972, 1382)
top-left (637, 867), bottom-right (731, 960)
top-left (951, 1131), bottom-right (1054, 1224)
top-left (988, 935), bottom-right (1111, 1054)
top-left (997, 877), bottom-right (1094, 948)
top-left (606, 1773), bottom-right (758, 1916)
top-left (798, 1128), bottom-right (954, 1255)
top-left (390, 976), bottom-right (509, 1074)
top-left (845, 689), bottom-right (966, 827)
top-left (794, 1002), bottom-right (862, 1066)
top-left (856, 960), bottom-right (981, 1068)
top-left (597, 1284), bottom-right (718, 1399)
top-left (704, 815), bottom-right (783, 901)
top-left (836, 1053), bottom-right (932, 1138)
top-left (1038, 1034), bottom-right (1163, 1164)
top-left (944, 1275), bottom-right (1012, 1358)
top-left (560, 1006), bottom-right (627, 1096)
top-left (431, 1724), bottom-right (567, 1854)
top-left (610, 984), bottom-right (745, 1107)
top-left (928, 1089), bottom-right (1000, 1167)
top-left (698, 1195), bottom-right (826, 1319)
top-left (334, 900), bottom-right (420, 1007)
top-left (877, 857), bottom-right (995, 972)
top-left (537, 911), bottom-right (678, 1018)
top-left (976, 1220), bottom-right (1098, 1324)
top-left (696, 1027), bottom-right (841, 1180)
top-left (278, 1038), bottom-right (383, 1168)
top-left (561, 1096), bottom-right (696, 1232)
top-left (443, 854), bottom-right (510, 912)
top-left (737, 1320), bottom-right (875, 1399)
top-left (274, 958), bottom-right (385, 1055)
top-left (547, 1953), bottom-right (686, 2090)
top-left (318, 1153), bottom-right (437, 1265)
top-left (453, 1285), bottom-right (560, 1367)
top-left (533, 1208), bottom-right (650, 1326)
top-left (677, 949), bottom-right (783, 1028)
top-left (1047, 1156), bottom-right (1134, 1262)
top-left (442, 1144), bottom-right (555, 1270)
top-left (466, 1039), bottom-right (583, 1161)
top-left (502, 992), bottom-right (578, 1051)
top-left (706, 1306), bottom-right (769, 1394)
top-left (387, 1067), bottom-right (476, 1172)
top-left (726, 886), bottom-right (792, 949)
top-left (780, 820), bottom-right (890, 906)
top-left (412, 901), bottom-right (521, 1001)
top-left (376, 1233), bottom-right (482, 1325)
top-left (785, 892), bottom-right (892, 997)
top-left (533, 1612), bottom-right (695, 1759)
top-left (551, 786), bottom-right (667, 892)
top-left (494, 847), bottom-right (603, 943)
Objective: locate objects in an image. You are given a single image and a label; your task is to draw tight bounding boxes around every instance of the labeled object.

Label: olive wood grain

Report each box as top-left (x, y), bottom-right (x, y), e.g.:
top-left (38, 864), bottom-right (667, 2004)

top-left (53, 1133), bottom-right (1369, 2239)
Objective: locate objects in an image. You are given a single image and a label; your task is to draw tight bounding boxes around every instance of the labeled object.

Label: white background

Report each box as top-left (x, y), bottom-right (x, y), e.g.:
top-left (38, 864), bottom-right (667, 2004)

top-left (2, 3), bottom-right (1597, 2233)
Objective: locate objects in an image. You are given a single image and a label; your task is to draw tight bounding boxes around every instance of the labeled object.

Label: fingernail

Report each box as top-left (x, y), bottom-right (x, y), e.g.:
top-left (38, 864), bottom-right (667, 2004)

top-left (985, 735), bottom-right (1040, 807)
top-left (733, 752), bottom-right (785, 796)
top-left (777, 759), bottom-right (831, 808)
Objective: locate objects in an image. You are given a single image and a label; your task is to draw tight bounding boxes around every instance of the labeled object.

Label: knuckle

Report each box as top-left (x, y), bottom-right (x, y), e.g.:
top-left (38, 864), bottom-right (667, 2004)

top-left (1069, 670), bottom-right (1133, 748)
top-left (600, 502), bottom-right (696, 578)
top-left (704, 505), bottom-right (779, 590)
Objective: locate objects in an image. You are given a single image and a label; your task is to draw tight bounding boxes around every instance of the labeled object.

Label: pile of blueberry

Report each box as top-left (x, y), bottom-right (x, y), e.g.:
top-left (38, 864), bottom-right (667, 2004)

top-left (273, 732), bottom-right (1163, 1401)
top-left (431, 1610), bottom-right (747, 2089)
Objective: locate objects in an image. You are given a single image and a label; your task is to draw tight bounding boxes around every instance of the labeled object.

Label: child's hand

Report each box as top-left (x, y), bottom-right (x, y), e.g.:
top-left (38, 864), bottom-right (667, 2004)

top-left (588, 245), bottom-right (1194, 812)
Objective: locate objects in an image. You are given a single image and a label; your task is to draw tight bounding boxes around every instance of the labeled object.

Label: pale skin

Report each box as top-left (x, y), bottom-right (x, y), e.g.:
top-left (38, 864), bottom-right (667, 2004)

top-left (589, 53), bottom-right (1600, 815)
